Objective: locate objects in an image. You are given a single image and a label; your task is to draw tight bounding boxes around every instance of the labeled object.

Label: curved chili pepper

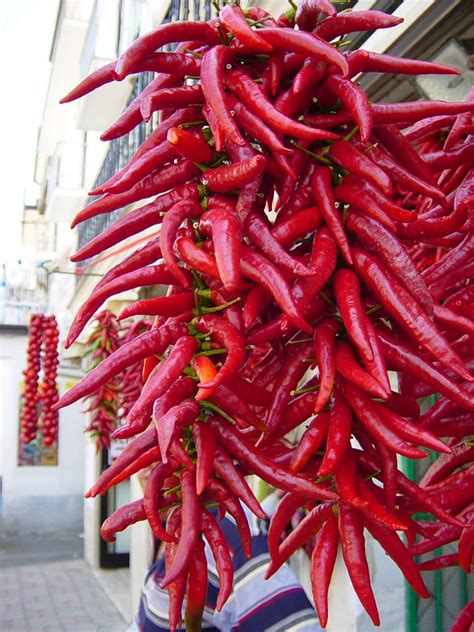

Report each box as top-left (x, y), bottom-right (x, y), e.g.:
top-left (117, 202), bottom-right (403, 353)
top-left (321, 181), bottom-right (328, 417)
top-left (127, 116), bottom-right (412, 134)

top-left (313, 10), bottom-right (402, 42)
top-left (267, 492), bottom-right (307, 561)
top-left (334, 183), bottom-right (396, 232)
top-left (201, 508), bottom-right (233, 611)
top-left (319, 390), bottom-right (353, 477)
top-left (209, 383), bottom-right (268, 433)
top-left (66, 266), bottom-right (179, 348)
top-left (118, 292), bottom-right (195, 320)
top-left (417, 554), bottom-right (459, 572)
top-left (365, 518), bottom-right (430, 598)
top-left (143, 462), bottom-right (175, 542)
top-left (245, 213), bottom-right (314, 277)
top-left (192, 355), bottom-right (217, 402)
top-left (423, 141), bottom-right (474, 171)
top-left (164, 511), bottom-right (187, 632)
top-left (311, 515), bottom-right (338, 628)
top-left (271, 206), bottom-right (321, 246)
top-left (264, 342), bottom-right (314, 435)
top-left (258, 27), bottom-right (348, 76)
top-left (434, 304), bottom-right (474, 338)
top-left (208, 416), bottom-right (337, 502)
top-left (161, 468), bottom-right (201, 588)
top-left (56, 322), bottom-right (187, 409)
top-left (86, 426), bottom-right (157, 498)
top-left (347, 50), bottom-right (459, 78)
top-left (96, 237), bottom-right (162, 291)
top-left (71, 183), bottom-right (198, 260)
top-left (343, 381), bottom-right (427, 459)
top-left (156, 399), bottom-right (200, 463)
top-left (240, 246), bottom-right (312, 333)
top-left (296, 0), bottom-right (336, 30)
top-left (311, 166), bottom-right (353, 264)
top-left (334, 341), bottom-right (389, 399)
top-left (289, 412), bottom-right (331, 474)
top-left (200, 207), bottom-right (242, 292)
top-left (338, 503), bottom-right (380, 625)
top-left (325, 75), bottom-right (373, 140)
top-left (335, 268), bottom-right (375, 361)
top-left (98, 446), bottom-right (161, 491)
top-left (421, 444), bottom-right (474, 488)
top-left (313, 319), bottom-right (340, 413)
top-left (398, 203), bottom-right (468, 240)
top-left (72, 160), bottom-right (199, 227)
top-left (220, 4), bottom-right (272, 52)
top-left (226, 68), bottom-right (338, 142)
top-left (353, 248), bottom-right (472, 381)
top-left (201, 45), bottom-right (245, 148)
top-left (114, 21), bottom-right (219, 79)
top-left (61, 52), bottom-right (201, 103)
top-left (184, 536), bottom-right (208, 631)
top-left (102, 140), bottom-right (178, 195)
top-left (266, 502), bottom-right (334, 578)
top-left (378, 329), bottom-right (474, 412)
top-left (100, 499), bottom-right (146, 542)
top-left (167, 126), bottom-right (214, 164)
top-left (225, 95), bottom-right (292, 156)
top-left (194, 314), bottom-right (246, 390)
top-left (192, 422), bottom-right (216, 495)
top-left (161, 199), bottom-right (203, 287)
top-left (329, 141), bottom-right (393, 196)
top-left (214, 448), bottom-right (266, 519)
top-left (343, 173), bottom-right (416, 223)
top-left (205, 477), bottom-right (252, 558)
top-left (127, 335), bottom-right (199, 429)
top-left (175, 236), bottom-right (220, 280)
top-left (203, 155), bottom-right (267, 193)
top-left (347, 212), bottom-right (433, 315)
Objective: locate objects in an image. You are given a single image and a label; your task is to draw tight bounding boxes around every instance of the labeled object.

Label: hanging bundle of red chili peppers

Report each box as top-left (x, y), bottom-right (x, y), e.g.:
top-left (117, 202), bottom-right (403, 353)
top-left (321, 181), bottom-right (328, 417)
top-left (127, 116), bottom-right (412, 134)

top-left (57, 2), bottom-right (474, 629)
top-left (20, 313), bottom-right (60, 446)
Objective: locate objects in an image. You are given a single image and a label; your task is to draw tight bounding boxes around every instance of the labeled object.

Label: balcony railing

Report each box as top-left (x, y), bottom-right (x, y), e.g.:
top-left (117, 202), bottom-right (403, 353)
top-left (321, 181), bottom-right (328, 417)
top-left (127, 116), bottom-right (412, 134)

top-left (75, 0), bottom-right (213, 281)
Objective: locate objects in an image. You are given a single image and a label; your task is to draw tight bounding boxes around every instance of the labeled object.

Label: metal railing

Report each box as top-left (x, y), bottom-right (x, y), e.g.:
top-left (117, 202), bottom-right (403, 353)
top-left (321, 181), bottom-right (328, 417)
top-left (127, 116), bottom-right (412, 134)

top-left (75, 0), bottom-right (212, 280)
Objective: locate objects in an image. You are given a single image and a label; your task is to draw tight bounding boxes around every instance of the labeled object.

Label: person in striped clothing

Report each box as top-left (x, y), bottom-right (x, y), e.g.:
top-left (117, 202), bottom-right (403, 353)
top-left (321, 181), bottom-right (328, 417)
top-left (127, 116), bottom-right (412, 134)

top-left (130, 506), bottom-right (322, 632)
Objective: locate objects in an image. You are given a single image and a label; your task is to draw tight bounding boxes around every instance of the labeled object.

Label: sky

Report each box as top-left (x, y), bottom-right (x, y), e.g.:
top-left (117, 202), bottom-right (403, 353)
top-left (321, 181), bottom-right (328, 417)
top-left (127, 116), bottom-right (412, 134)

top-left (0, 0), bottom-right (59, 264)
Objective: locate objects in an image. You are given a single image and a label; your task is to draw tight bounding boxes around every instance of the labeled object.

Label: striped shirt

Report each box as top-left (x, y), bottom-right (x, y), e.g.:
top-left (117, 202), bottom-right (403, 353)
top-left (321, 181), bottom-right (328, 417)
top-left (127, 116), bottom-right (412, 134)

top-left (130, 511), bottom-right (322, 632)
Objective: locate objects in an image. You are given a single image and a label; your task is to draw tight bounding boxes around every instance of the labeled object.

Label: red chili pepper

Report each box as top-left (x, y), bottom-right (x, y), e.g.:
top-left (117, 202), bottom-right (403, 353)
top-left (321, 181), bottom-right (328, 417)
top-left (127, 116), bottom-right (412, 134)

top-left (200, 207), bottom-right (242, 292)
top-left (266, 502), bottom-right (334, 578)
top-left (417, 554), bottom-right (459, 572)
top-left (114, 21), bottom-right (218, 78)
top-left (226, 68), bottom-right (338, 142)
top-left (318, 389), bottom-right (352, 477)
top-left (100, 499), bottom-right (146, 542)
top-left (311, 515), bottom-right (339, 628)
top-left (194, 314), bottom-right (246, 390)
top-left (224, 95), bottom-right (292, 156)
top-left (334, 183), bottom-right (397, 232)
top-left (325, 75), bottom-right (373, 141)
top-left (398, 203), bottom-right (468, 240)
top-left (201, 45), bottom-right (245, 148)
top-left (267, 492), bottom-right (307, 561)
top-left (143, 462), bottom-right (175, 542)
top-left (347, 212), bottom-right (433, 315)
top-left (192, 422), bottom-right (216, 495)
top-left (175, 236), bottom-right (221, 281)
top-left (66, 266), bottom-right (179, 348)
top-left (245, 213), bottom-right (314, 277)
top-left (346, 50), bottom-right (459, 78)
top-left (329, 141), bottom-right (393, 196)
top-left (423, 140), bottom-right (474, 172)
top-left (289, 412), bottom-right (331, 474)
top-left (209, 383), bottom-right (268, 433)
top-left (352, 248), bottom-right (472, 382)
top-left (167, 127), bottom-right (214, 164)
top-left (434, 304), bottom-right (474, 339)
top-left (343, 173), bottom-right (416, 223)
top-left (296, 0), bottom-right (336, 30)
top-left (201, 508), bottom-right (233, 611)
top-left (95, 237), bottom-right (162, 291)
top-left (338, 503), bottom-right (380, 626)
top-left (155, 399), bottom-right (200, 463)
top-left (203, 155), bottom-right (267, 193)
top-left (71, 183), bottom-right (198, 260)
top-left (118, 292), bottom-right (195, 320)
top-left (127, 335), bottom-right (199, 429)
top-left (334, 341), bottom-right (388, 399)
top-left (192, 356), bottom-right (217, 402)
top-left (240, 246), bottom-right (312, 333)
top-left (72, 160), bottom-right (199, 228)
top-left (208, 416), bottom-right (337, 502)
top-left (258, 27), bottom-right (348, 76)
top-left (343, 381), bottom-right (427, 459)
top-left (220, 4), bottom-right (272, 52)
top-left (56, 323), bottom-right (187, 410)
top-left (214, 448), bottom-right (266, 519)
top-left (161, 468), bottom-right (201, 588)
top-left (311, 166), bottom-right (353, 264)
top-left (450, 600), bottom-right (474, 632)
top-left (313, 10), bottom-right (402, 41)
top-left (421, 443), bottom-right (474, 488)
top-left (313, 319), bottom-right (340, 413)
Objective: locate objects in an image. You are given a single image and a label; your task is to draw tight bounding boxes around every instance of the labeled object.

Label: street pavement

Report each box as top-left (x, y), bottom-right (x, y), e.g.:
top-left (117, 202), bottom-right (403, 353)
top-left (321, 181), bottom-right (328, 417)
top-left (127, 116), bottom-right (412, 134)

top-left (0, 531), bottom-right (128, 631)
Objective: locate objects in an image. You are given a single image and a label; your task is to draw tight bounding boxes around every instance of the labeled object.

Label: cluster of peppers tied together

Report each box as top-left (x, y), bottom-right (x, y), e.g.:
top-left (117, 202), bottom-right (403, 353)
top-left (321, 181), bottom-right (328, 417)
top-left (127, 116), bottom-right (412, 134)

top-left (56, 2), bottom-right (474, 630)
top-left (83, 310), bottom-right (151, 451)
top-left (20, 313), bottom-right (60, 446)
